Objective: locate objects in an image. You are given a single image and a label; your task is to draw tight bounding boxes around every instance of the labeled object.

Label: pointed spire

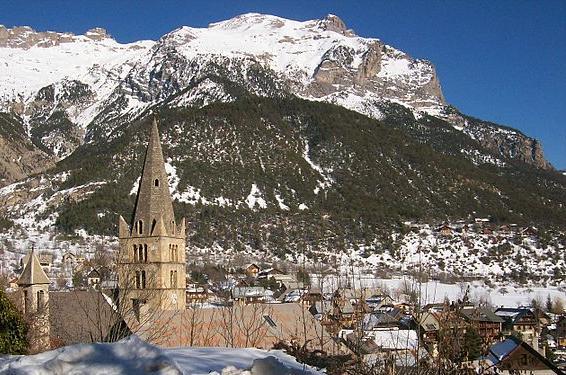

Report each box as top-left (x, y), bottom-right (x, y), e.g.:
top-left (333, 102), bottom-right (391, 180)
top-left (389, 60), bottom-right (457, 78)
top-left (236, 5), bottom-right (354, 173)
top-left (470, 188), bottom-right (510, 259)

top-left (131, 117), bottom-right (176, 236)
top-left (18, 249), bottom-right (50, 286)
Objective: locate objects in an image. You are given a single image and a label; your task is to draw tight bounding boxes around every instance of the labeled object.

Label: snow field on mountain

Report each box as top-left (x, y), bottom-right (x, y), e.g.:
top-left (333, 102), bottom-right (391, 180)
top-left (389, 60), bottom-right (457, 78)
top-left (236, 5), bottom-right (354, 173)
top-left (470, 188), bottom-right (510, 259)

top-left (0, 37), bottom-right (152, 108)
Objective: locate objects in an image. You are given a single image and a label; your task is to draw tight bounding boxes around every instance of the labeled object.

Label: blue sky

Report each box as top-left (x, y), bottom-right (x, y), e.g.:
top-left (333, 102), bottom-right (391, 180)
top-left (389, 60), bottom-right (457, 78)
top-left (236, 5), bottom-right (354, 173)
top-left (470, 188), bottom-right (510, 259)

top-left (3, 1), bottom-right (565, 169)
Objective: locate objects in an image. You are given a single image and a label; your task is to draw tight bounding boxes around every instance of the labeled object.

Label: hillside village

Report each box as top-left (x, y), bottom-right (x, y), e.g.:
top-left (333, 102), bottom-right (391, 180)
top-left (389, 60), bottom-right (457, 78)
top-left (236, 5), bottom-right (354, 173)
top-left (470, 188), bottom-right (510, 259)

top-left (1, 118), bottom-right (565, 374)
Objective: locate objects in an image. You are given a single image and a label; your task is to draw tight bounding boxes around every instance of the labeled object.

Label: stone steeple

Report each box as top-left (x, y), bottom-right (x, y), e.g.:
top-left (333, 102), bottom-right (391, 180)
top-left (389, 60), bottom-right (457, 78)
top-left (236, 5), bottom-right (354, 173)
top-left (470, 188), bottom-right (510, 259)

top-left (131, 118), bottom-right (176, 237)
top-left (17, 248), bottom-right (50, 353)
top-left (117, 117), bottom-right (186, 312)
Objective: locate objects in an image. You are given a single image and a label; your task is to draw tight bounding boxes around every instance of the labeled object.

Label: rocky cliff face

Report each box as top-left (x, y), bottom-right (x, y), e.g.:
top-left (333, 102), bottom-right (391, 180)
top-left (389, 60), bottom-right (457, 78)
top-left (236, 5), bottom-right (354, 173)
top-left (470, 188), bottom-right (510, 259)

top-left (0, 113), bottom-right (55, 187)
top-left (0, 13), bottom-right (554, 188)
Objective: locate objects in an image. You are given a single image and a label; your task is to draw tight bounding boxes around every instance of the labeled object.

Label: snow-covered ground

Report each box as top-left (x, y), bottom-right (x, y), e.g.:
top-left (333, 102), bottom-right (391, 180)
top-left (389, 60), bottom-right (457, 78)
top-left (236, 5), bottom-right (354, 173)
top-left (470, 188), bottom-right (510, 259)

top-left (0, 336), bottom-right (322, 375)
top-left (311, 274), bottom-right (566, 308)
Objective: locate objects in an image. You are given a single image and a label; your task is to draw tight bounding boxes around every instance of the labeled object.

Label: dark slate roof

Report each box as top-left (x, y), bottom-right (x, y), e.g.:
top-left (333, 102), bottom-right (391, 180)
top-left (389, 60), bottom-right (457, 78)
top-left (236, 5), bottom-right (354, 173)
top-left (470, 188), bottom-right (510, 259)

top-left (494, 307), bottom-right (534, 324)
top-left (460, 308), bottom-right (504, 323)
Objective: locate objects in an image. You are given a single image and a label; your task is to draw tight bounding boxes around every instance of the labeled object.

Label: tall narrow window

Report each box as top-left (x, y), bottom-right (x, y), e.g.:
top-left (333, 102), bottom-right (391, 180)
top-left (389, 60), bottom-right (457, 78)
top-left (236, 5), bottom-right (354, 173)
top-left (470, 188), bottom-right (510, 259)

top-left (37, 290), bottom-right (45, 312)
top-left (141, 271), bottom-right (146, 289)
top-left (135, 271), bottom-right (141, 289)
top-left (23, 290), bottom-right (28, 314)
top-left (133, 245), bottom-right (138, 262)
top-left (138, 220), bottom-right (143, 235)
top-left (143, 244), bottom-right (148, 262)
top-left (154, 179), bottom-right (159, 187)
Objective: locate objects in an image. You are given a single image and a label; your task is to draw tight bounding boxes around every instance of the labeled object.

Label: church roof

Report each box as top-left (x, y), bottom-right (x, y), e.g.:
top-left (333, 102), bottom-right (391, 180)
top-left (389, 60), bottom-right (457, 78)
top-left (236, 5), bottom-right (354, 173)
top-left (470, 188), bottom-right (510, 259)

top-left (18, 249), bottom-right (50, 286)
top-left (131, 118), bottom-right (176, 236)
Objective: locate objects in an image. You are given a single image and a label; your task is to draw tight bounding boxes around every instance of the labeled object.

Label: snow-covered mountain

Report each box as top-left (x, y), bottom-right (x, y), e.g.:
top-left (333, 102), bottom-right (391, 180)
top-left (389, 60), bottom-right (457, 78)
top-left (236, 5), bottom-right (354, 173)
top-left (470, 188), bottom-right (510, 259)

top-left (0, 13), bottom-right (551, 182)
top-left (0, 14), bottom-right (564, 284)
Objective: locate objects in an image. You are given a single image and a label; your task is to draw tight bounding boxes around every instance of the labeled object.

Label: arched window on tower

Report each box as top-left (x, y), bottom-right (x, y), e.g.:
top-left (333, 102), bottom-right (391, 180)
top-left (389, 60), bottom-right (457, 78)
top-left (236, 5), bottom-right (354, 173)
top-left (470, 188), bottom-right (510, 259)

top-left (138, 220), bottom-right (143, 235)
top-left (133, 244), bottom-right (138, 262)
top-left (143, 244), bottom-right (148, 262)
top-left (141, 271), bottom-right (146, 289)
top-left (154, 179), bottom-right (159, 187)
top-left (135, 271), bottom-right (140, 289)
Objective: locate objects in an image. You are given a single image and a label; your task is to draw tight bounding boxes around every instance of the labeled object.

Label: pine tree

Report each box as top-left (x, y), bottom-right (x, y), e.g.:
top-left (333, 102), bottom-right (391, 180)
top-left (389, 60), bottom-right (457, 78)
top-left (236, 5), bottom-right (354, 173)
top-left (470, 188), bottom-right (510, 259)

top-left (0, 289), bottom-right (28, 354)
top-left (546, 294), bottom-right (553, 312)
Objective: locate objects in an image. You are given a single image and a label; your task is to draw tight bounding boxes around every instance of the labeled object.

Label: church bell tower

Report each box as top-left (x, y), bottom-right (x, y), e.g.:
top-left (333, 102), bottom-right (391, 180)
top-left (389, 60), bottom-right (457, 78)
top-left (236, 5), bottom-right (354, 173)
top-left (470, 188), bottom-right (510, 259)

top-left (117, 118), bottom-right (186, 312)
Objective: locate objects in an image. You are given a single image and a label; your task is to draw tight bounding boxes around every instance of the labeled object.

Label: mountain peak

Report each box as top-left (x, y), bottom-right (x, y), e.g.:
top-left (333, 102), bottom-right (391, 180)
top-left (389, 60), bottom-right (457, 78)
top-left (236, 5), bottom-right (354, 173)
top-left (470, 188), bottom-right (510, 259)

top-left (0, 25), bottom-right (115, 49)
top-left (84, 27), bottom-right (111, 41)
top-left (317, 14), bottom-right (355, 36)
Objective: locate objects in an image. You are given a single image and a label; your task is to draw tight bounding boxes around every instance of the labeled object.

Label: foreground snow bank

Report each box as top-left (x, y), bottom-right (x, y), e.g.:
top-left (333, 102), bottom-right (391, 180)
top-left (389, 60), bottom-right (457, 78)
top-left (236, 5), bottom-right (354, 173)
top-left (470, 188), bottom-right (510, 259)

top-left (0, 336), bottom-right (322, 375)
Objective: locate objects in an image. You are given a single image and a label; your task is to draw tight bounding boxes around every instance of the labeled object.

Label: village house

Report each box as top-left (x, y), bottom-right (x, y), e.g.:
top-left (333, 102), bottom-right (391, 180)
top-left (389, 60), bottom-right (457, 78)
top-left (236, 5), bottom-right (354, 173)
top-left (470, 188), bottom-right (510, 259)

top-left (244, 263), bottom-right (261, 278)
top-left (366, 293), bottom-right (395, 310)
top-left (257, 268), bottom-right (302, 290)
top-left (460, 307), bottom-right (504, 345)
top-left (231, 286), bottom-right (271, 304)
top-left (86, 268), bottom-right (101, 288)
top-left (417, 312), bottom-right (441, 356)
top-left (186, 283), bottom-right (209, 304)
top-left (495, 307), bottom-right (540, 345)
top-left (61, 251), bottom-right (77, 266)
top-left (480, 336), bottom-right (562, 374)
top-left (436, 223), bottom-right (453, 237)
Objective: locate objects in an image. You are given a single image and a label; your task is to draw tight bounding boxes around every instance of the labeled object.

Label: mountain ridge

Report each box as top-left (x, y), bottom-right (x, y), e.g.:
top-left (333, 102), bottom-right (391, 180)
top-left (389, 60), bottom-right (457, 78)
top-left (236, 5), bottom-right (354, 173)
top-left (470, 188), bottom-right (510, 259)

top-left (0, 13), bottom-right (552, 184)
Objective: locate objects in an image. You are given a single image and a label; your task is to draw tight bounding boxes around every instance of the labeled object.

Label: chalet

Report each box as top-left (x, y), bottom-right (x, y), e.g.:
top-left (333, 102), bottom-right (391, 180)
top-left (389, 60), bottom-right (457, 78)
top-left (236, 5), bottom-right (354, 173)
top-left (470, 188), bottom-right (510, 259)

top-left (366, 293), bottom-right (395, 310)
top-left (244, 263), bottom-right (260, 278)
top-left (258, 268), bottom-right (301, 289)
top-left (186, 283), bottom-right (209, 304)
top-left (342, 327), bottom-right (421, 366)
top-left (86, 268), bottom-right (101, 287)
top-left (495, 307), bottom-right (539, 344)
top-left (362, 312), bottom-right (400, 330)
top-left (62, 252), bottom-right (77, 265)
top-left (418, 312), bottom-right (441, 355)
top-left (231, 286), bottom-right (271, 304)
top-left (436, 223), bottom-right (453, 237)
top-left (460, 308), bottom-right (504, 344)
top-left (333, 297), bottom-right (356, 328)
top-left (481, 336), bottom-right (562, 374)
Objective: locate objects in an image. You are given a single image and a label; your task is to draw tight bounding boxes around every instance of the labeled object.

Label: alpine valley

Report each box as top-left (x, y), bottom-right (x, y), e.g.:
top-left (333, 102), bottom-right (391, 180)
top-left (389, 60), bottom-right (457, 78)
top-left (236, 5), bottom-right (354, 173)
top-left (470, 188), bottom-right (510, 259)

top-left (0, 14), bottom-right (564, 284)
